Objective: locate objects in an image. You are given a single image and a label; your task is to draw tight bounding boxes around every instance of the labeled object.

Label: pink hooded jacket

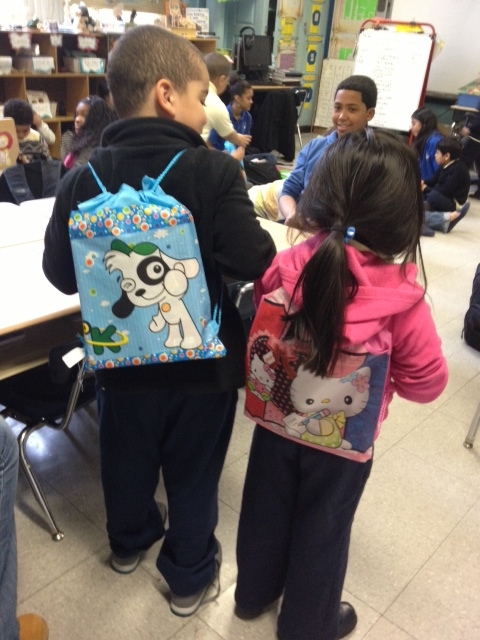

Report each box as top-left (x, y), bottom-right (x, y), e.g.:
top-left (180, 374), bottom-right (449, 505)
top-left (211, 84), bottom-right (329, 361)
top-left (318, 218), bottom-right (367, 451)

top-left (252, 233), bottom-right (448, 446)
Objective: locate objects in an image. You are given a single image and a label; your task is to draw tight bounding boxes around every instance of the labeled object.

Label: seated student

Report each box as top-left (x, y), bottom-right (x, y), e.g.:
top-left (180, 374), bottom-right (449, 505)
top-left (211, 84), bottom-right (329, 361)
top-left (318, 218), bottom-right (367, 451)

top-left (60, 95), bottom-right (98, 162)
top-left (410, 107), bottom-right (443, 181)
top-left (63, 96), bottom-right (117, 169)
top-left (208, 75), bottom-right (254, 151)
top-left (278, 75), bottom-right (377, 222)
top-left (3, 99), bottom-right (50, 164)
top-left (0, 416), bottom-right (49, 640)
top-left (422, 137), bottom-right (470, 212)
top-left (201, 53), bottom-right (252, 152)
top-left (459, 112), bottom-right (480, 200)
top-left (208, 75), bottom-right (276, 164)
top-left (32, 111), bottom-right (55, 147)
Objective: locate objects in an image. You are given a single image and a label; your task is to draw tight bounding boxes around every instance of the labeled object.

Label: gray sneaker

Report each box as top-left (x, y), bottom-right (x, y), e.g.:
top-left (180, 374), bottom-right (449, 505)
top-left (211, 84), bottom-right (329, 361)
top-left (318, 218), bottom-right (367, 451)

top-left (111, 501), bottom-right (168, 574)
top-left (170, 543), bottom-right (222, 617)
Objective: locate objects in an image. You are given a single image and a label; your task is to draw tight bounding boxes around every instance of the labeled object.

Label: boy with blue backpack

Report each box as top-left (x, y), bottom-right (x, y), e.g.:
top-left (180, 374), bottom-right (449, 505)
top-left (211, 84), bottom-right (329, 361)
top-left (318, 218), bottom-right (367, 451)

top-left (43, 25), bottom-right (275, 617)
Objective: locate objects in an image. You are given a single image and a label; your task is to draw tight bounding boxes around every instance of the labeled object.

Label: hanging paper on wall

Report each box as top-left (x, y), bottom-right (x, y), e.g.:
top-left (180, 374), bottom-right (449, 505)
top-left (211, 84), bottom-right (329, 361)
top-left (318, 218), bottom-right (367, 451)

top-left (278, 0), bottom-right (304, 20)
top-left (305, 45), bottom-right (318, 73)
top-left (281, 17), bottom-right (295, 36)
top-left (310, 4), bottom-right (322, 34)
top-left (276, 41), bottom-right (297, 70)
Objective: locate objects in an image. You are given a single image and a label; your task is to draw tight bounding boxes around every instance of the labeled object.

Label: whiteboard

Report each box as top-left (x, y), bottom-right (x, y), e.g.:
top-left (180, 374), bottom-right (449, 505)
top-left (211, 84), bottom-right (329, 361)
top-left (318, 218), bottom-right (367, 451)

top-left (353, 29), bottom-right (433, 132)
top-left (391, 0), bottom-right (480, 95)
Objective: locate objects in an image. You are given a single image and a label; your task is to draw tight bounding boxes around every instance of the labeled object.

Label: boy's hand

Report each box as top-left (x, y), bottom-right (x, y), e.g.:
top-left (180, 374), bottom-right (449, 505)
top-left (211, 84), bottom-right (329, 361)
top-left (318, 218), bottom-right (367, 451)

top-left (461, 126), bottom-right (470, 137)
top-left (33, 111), bottom-right (43, 127)
top-left (237, 134), bottom-right (252, 148)
top-left (420, 180), bottom-right (426, 191)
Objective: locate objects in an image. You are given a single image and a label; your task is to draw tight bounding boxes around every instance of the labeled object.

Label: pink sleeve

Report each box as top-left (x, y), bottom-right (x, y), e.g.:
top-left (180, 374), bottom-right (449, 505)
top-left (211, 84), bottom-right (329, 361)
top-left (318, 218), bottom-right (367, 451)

top-left (389, 297), bottom-right (448, 403)
top-left (254, 253), bottom-right (283, 308)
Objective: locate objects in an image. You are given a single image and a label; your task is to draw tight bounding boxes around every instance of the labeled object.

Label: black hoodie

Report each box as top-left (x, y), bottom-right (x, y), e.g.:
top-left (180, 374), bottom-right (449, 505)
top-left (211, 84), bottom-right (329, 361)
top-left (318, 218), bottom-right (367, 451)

top-left (43, 117), bottom-right (276, 393)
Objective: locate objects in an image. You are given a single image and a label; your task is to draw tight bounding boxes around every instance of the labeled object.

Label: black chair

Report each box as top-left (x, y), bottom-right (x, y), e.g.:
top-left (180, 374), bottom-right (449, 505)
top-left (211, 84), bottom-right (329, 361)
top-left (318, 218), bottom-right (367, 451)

top-left (0, 340), bottom-right (96, 540)
top-left (293, 88), bottom-right (308, 149)
top-left (227, 281), bottom-right (255, 336)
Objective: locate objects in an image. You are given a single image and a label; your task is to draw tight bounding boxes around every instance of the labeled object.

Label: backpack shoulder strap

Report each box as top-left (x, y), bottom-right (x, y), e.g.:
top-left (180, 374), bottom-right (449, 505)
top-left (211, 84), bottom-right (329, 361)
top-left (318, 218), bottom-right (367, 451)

top-left (152, 149), bottom-right (187, 191)
top-left (40, 160), bottom-right (62, 198)
top-left (87, 161), bottom-right (108, 194)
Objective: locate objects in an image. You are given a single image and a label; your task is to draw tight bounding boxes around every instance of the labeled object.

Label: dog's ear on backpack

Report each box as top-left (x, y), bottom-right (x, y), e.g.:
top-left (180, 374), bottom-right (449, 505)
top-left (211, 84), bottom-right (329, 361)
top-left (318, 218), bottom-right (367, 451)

top-left (112, 290), bottom-right (135, 318)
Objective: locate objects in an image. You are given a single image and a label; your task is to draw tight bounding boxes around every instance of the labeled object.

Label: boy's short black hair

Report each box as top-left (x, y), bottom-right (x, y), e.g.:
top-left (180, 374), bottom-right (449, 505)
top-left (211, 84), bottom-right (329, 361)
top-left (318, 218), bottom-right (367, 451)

top-left (107, 25), bottom-right (206, 118)
top-left (204, 52), bottom-right (232, 80)
top-left (3, 98), bottom-right (34, 126)
top-left (335, 75), bottom-right (377, 109)
top-left (436, 136), bottom-right (461, 160)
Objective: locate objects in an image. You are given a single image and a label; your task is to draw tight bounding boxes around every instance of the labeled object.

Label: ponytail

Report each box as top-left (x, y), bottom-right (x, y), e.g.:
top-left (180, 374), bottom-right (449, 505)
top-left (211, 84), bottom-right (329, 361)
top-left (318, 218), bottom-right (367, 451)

top-left (284, 227), bottom-right (357, 377)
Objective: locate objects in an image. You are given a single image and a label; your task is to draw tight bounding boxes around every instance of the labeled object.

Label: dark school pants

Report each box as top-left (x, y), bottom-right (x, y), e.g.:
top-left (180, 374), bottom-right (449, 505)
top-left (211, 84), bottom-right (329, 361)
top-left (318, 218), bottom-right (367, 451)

top-left (235, 425), bottom-right (372, 640)
top-left (97, 385), bottom-right (237, 597)
top-left (424, 189), bottom-right (455, 212)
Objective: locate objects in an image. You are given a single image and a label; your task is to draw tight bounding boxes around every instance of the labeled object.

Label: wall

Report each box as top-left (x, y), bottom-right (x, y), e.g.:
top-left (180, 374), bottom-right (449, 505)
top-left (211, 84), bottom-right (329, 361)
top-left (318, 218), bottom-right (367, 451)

top-left (391, 0), bottom-right (480, 96)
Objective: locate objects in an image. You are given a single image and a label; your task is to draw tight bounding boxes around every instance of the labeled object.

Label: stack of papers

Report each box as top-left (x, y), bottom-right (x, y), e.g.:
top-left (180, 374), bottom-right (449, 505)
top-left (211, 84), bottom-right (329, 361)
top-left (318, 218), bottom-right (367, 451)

top-left (271, 69), bottom-right (303, 86)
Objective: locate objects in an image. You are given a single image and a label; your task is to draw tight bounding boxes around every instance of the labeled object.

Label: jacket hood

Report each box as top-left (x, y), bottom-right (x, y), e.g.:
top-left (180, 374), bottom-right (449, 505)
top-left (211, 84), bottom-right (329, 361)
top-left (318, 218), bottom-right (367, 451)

top-left (276, 234), bottom-right (425, 344)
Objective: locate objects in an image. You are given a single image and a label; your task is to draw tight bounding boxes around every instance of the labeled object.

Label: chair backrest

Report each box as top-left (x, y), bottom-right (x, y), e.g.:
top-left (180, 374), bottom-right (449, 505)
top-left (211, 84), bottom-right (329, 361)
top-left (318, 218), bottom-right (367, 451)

top-left (0, 159), bottom-right (64, 204)
top-left (293, 88), bottom-right (308, 116)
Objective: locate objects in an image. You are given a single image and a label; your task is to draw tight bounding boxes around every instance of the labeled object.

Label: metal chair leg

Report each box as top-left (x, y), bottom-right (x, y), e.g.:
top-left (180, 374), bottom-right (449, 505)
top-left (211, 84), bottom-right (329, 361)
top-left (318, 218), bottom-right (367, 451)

top-left (297, 122), bottom-right (303, 148)
top-left (17, 424), bottom-right (65, 541)
top-left (464, 402), bottom-right (480, 448)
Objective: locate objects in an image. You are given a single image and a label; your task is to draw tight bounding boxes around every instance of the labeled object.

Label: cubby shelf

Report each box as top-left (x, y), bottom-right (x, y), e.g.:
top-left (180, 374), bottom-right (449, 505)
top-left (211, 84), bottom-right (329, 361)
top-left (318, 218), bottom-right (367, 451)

top-left (0, 29), bottom-right (216, 159)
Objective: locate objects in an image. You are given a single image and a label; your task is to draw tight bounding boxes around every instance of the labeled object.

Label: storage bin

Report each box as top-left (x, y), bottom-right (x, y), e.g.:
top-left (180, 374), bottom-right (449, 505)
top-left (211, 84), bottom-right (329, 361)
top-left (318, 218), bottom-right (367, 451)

top-left (64, 57), bottom-right (105, 74)
top-left (0, 56), bottom-right (12, 75)
top-left (12, 56), bottom-right (55, 74)
top-left (457, 93), bottom-right (480, 110)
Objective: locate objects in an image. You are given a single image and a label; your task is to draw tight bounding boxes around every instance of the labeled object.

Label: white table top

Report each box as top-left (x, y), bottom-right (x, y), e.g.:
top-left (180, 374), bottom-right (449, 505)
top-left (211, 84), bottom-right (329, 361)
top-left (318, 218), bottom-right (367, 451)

top-left (258, 217), bottom-right (310, 251)
top-left (0, 197), bottom-right (80, 336)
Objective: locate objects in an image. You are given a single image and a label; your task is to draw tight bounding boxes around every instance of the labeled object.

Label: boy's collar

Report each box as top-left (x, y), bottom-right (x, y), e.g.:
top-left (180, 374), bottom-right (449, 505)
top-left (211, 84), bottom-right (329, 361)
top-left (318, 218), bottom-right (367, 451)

top-left (442, 158), bottom-right (457, 169)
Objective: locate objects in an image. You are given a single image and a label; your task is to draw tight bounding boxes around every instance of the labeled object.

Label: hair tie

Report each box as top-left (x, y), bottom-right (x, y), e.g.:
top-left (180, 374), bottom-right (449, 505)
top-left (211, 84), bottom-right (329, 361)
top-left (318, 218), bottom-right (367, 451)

top-left (344, 226), bottom-right (356, 244)
top-left (330, 224), bottom-right (343, 233)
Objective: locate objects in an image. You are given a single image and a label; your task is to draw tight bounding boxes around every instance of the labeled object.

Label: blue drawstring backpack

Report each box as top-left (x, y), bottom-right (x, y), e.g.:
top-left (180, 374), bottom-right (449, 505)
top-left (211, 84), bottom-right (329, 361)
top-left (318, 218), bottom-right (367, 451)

top-left (68, 150), bottom-right (226, 371)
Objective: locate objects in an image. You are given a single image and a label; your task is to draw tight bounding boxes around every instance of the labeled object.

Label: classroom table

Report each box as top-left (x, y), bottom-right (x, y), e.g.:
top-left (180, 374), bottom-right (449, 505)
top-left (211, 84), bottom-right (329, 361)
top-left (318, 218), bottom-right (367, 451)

top-left (0, 198), bottom-right (81, 381)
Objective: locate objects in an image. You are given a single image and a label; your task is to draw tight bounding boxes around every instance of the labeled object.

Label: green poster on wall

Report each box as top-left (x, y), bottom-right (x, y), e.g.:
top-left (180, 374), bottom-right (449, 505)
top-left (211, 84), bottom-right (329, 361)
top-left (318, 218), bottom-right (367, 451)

top-left (342, 0), bottom-right (378, 21)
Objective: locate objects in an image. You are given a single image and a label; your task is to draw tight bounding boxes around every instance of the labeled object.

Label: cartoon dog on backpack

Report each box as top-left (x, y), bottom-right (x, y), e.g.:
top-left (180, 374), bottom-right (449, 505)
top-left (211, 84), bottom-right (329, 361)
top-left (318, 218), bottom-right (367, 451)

top-left (104, 239), bottom-right (202, 349)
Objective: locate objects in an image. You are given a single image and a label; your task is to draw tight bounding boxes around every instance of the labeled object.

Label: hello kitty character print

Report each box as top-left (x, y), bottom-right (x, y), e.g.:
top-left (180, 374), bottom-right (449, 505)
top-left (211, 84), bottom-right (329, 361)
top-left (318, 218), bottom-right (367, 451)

top-left (245, 287), bottom-right (389, 463)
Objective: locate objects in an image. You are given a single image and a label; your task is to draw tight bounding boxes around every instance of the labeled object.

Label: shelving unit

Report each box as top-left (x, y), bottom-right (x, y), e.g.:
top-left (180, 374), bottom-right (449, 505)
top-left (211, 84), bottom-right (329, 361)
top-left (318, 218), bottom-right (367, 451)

top-left (0, 29), bottom-right (216, 159)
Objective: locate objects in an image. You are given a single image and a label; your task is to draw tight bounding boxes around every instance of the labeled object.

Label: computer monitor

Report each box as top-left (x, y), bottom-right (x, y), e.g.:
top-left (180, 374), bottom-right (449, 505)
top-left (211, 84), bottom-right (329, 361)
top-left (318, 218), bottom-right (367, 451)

top-left (235, 34), bottom-right (272, 79)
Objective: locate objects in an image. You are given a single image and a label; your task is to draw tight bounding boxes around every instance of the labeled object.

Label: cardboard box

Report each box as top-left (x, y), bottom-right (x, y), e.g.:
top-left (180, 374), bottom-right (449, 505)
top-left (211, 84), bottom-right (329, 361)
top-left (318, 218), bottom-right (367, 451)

top-left (64, 57), bottom-right (105, 74)
top-left (12, 56), bottom-right (54, 74)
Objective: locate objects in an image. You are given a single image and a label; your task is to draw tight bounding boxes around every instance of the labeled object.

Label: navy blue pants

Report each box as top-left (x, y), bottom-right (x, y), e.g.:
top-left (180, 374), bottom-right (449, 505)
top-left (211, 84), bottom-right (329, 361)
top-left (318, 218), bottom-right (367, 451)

top-left (97, 386), bottom-right (237, 596)
top-left (235, 426), bottom-right (372, 640)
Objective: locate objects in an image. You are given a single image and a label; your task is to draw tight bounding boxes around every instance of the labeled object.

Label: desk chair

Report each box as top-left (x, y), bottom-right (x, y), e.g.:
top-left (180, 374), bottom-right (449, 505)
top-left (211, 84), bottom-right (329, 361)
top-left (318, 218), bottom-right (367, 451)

top-left (464, 402), bottom-right (480, 448)
top-left (228, 281), bottom-right (255, 336)
top-left (0, 341), bottom-right (95, 540)
top-left (293, 88), bottom-right (308, 149)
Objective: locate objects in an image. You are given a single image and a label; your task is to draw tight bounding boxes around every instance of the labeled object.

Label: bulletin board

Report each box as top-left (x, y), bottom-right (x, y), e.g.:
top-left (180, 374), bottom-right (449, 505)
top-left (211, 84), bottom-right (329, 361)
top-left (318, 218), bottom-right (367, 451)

top-left (353, 22), bottom-right (436, 132)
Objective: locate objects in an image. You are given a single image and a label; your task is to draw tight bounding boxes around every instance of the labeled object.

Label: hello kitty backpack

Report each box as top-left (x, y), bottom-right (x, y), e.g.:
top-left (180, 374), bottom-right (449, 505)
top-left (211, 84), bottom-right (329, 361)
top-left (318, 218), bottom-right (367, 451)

top-left (244, 286), bottom-right (390, 462)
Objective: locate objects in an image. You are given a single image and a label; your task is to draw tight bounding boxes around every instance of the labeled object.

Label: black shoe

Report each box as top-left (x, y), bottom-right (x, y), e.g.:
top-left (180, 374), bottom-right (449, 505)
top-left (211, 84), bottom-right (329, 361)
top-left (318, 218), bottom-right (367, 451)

top-left (447, 202), bottom-right (470, 233)
top-left (336, 602), bottom-right (358, 639)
